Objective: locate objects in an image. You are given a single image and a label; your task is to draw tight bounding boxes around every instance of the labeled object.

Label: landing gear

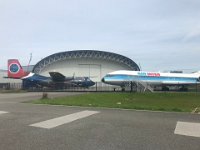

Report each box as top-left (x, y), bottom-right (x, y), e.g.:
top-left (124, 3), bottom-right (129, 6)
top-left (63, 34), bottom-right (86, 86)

top-left (162, 86), bottom-right (169, 91)
top-left (180, 86), bottom-right (188, 91)
top-left (121, 87), bottom-right (125, 92)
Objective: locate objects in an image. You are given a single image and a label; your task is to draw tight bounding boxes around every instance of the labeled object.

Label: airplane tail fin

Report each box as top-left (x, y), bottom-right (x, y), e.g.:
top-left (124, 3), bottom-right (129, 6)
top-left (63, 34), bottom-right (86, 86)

top-left (7, 59), bottom-right (28, 79)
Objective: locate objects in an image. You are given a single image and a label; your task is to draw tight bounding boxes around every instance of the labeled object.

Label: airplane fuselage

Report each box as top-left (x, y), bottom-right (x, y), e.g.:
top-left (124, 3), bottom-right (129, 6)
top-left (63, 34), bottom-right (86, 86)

top-left (23, 73), bottom-right (95, 88)
top-left (102, 70), bottom-right (200, 87)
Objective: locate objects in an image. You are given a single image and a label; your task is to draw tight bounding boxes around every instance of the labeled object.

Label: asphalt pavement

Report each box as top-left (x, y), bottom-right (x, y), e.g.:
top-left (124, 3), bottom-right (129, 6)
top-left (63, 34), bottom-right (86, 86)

top-left (0, 92), bottom-right (199, 150)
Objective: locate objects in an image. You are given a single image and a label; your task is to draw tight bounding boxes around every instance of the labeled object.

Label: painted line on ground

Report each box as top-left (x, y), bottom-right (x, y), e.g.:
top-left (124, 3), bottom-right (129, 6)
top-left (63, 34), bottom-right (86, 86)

top-left (0, 111), bottom-right (8, 115)
top-left (174, 121), bottom-right (200, 138)
top-left (29, 110), bottom-right (99, 129)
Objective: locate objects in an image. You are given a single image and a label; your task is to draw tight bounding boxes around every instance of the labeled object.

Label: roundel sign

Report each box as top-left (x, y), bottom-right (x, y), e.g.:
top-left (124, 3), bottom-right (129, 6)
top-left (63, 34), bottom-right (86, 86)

top-left (9, 63), bottom-right (20, 74)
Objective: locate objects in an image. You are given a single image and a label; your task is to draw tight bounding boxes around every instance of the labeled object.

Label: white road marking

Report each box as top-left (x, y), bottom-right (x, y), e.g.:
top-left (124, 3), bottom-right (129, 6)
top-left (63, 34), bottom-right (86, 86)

top-left (30, 110), bottom-right (99, 129)
top-left (174, 121), bottom-right (200, 138)
top-left (0, 111), bottom-right (8, 115)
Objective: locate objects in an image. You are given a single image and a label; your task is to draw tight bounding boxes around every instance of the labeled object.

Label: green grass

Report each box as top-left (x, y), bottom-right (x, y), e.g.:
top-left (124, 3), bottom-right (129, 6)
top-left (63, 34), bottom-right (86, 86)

top-left (31, 92), bottom-right (200, 112)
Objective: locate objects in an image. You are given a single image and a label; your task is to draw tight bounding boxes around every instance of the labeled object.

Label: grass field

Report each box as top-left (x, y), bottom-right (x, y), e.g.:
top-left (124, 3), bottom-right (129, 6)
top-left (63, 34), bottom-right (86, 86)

top-left (31, 92), bottom-right (200, 112)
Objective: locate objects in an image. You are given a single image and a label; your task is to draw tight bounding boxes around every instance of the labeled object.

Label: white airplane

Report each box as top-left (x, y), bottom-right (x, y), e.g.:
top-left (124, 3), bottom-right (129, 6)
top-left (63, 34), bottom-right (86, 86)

top-left (101, 70), bottom-right (200, 91)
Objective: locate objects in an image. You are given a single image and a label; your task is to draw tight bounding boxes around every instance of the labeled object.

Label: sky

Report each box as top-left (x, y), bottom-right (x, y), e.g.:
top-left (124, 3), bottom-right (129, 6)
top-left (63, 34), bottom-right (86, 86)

top-left (0, 0), bottom-right (200, 72)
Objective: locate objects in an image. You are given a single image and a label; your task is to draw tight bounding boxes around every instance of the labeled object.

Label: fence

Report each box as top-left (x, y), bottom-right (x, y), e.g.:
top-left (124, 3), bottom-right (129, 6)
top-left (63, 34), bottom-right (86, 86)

top-left (0, 83), bottom-right (22, 90)
top-left (25, 82), bottom-right (123, 92)
top-left (0, 82), bottom-right (200, 93)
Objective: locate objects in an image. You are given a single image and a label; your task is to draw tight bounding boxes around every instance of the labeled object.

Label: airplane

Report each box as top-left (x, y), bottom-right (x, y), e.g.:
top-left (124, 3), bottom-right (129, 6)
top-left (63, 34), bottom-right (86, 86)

top-left (6, 59), bottom-right (95, 88)
top-left (101, 70), bottom-right (200, 91)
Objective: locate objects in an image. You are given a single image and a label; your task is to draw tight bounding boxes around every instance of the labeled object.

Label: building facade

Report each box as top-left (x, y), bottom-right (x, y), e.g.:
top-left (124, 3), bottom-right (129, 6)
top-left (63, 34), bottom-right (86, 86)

top-left (33, 50), bottom-right (140, 82)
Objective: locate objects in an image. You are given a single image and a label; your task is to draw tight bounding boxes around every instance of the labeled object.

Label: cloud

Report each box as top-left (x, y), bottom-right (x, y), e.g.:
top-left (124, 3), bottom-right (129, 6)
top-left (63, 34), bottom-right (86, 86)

top-left (183, 25), bottom-right (200, 42)
top-left (0, 0), bottom-right (200, 71)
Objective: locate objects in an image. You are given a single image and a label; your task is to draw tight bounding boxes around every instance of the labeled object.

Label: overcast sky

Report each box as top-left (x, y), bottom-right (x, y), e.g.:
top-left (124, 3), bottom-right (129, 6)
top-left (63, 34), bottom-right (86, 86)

top-left (0, 0), bottom-right (200, 72)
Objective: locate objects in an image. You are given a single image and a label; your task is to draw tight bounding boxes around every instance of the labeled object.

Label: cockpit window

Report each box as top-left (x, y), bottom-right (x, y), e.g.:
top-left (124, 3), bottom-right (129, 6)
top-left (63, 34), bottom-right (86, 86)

top-left (106, 75), bottom-right (114, 77)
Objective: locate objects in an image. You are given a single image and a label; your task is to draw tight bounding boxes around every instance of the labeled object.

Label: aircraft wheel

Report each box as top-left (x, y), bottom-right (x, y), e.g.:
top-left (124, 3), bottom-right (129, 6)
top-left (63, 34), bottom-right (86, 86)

top-left (162, 86), bottom-right (169, 91)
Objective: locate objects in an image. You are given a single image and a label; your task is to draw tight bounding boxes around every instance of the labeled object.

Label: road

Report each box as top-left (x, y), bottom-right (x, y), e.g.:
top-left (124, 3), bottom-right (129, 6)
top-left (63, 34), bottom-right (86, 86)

top-left (0, 92), bottom-right (199, 150)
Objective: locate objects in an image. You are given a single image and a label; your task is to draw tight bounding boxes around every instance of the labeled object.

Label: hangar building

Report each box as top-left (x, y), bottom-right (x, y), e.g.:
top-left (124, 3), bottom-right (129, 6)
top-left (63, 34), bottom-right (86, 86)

top-left (33, 50), bottom-right (140, 82)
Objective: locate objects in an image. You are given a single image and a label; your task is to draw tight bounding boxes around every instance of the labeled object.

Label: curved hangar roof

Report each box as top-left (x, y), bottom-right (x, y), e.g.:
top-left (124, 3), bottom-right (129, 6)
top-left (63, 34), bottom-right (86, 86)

top-left (33, 50), bottom-right (140, 74)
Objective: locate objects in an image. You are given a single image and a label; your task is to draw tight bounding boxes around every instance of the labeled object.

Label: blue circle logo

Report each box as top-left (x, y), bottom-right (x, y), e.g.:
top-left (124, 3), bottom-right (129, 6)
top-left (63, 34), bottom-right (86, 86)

top-left (9, 63), bottom-right (20, 73)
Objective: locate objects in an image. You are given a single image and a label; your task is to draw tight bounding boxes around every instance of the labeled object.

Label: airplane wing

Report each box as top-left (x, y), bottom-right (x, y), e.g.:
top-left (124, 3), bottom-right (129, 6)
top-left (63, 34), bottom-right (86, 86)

top-left (49, 72), bottom-right (65, 82)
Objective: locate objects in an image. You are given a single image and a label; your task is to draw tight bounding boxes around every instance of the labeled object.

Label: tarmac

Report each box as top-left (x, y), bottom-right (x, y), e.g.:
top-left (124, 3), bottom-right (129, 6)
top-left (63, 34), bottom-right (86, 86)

top-left (0, 92), bottom-right (199, 150)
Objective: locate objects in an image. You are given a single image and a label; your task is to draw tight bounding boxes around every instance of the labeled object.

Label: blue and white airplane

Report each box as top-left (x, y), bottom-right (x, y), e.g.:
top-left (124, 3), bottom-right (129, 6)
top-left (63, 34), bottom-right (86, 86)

top-left (102, 70), bottom-right (200, 91)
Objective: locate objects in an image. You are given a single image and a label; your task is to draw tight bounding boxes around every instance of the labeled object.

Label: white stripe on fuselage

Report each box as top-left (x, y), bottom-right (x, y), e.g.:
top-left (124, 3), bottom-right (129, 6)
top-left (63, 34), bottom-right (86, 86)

top-left (21, 72), bottom-right (35, 79)
top-left (108, 70), bottom-right (199, 78)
